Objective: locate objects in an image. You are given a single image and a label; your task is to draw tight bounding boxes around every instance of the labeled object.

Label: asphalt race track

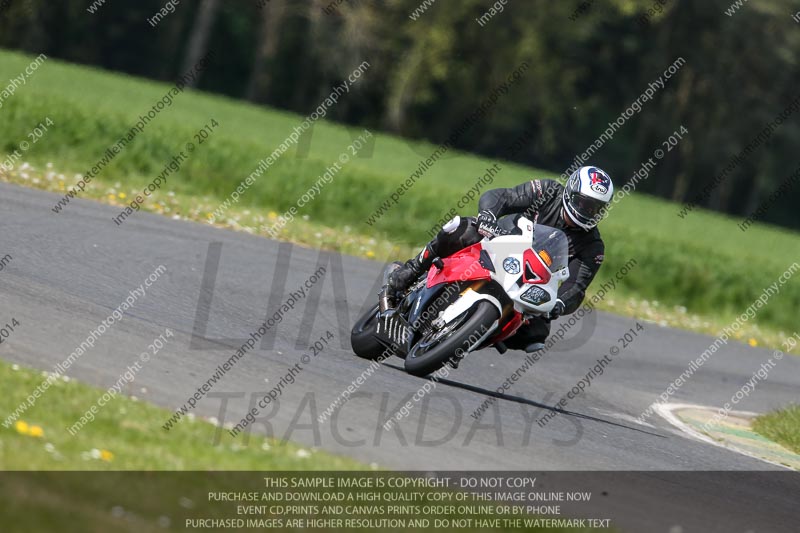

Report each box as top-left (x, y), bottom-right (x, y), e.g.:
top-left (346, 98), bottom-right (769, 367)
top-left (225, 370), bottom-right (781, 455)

top-left (1, 182), bottom-right (798, 532)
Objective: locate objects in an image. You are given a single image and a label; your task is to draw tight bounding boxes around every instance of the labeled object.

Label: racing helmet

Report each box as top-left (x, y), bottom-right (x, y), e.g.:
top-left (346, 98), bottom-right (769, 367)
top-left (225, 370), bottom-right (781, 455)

top-left (562, 166), bottom-right (614, 230)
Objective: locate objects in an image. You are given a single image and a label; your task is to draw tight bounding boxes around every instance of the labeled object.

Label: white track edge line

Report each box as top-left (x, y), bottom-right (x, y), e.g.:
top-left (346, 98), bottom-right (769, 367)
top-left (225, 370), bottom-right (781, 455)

top-left (653, 402), bottom-right (795, 472)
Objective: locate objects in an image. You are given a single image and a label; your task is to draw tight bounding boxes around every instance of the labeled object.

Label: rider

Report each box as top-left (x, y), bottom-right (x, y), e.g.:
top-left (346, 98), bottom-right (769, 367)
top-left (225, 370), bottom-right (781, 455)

top-left (387, 166), bottom-right (614, 352)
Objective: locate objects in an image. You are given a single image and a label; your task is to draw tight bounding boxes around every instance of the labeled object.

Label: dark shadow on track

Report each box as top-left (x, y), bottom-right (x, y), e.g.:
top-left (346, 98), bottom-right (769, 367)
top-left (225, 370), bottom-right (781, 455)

top-left (382, 362), bottom-right (666, 438)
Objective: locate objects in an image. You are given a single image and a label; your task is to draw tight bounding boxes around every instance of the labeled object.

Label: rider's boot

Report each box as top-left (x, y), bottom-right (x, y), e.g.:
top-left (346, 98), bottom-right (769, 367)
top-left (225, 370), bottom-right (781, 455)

top-left (386, 243), bottom-right (436, 298)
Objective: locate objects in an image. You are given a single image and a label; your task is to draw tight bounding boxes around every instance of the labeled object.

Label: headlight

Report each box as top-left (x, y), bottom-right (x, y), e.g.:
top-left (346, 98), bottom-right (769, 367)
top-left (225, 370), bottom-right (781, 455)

top-left (521, 286), bottom-right (550, 305)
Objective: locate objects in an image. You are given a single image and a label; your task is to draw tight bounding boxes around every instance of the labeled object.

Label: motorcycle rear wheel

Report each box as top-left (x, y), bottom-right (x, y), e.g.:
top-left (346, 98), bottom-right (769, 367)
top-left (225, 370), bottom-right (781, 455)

top-left (350, 304), bottom-right (391, 360)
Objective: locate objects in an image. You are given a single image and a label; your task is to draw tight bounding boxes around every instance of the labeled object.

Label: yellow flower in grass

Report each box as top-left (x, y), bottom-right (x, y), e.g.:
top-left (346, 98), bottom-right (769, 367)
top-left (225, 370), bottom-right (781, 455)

top-left (14, 421), bottom-right (44, 437)
top-left (100, 449), bottom-right (114, 462)
top-left (748, 338), bottom-right (758, 347)
top-left (118, 192), bottom-right (127, 199)
top-left (366, 251), bottom-right (375, 258)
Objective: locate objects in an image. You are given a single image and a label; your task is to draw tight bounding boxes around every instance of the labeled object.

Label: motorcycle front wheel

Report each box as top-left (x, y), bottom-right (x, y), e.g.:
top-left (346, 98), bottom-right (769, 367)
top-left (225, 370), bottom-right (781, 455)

top-left (404, 300), bottom-right (498, 377)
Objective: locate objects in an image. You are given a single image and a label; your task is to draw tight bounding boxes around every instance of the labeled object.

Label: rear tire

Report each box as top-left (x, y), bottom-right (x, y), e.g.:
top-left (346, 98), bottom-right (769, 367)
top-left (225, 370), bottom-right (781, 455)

top-left (404, 301), bottom-right (498, 377)
top-left (350, 304), bottom-right (391, 360)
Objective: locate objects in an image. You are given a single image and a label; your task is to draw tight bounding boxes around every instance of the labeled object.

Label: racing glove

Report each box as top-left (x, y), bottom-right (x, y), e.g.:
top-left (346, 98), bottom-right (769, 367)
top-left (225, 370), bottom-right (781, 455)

top-left (549, 299), bottom-right (566, 320)
top-left (476, 210), bottom-right (507, 239)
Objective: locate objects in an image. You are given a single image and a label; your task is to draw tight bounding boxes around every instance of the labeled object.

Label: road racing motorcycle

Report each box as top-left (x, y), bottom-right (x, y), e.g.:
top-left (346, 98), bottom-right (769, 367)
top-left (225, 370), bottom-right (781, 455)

top-left (350, 217), bottom-right (569, 376)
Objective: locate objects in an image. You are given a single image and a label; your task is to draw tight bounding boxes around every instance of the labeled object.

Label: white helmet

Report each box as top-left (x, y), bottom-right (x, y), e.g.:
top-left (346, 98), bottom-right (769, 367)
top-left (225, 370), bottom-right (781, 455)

top-left (562, 166), bottom-right (614, 230)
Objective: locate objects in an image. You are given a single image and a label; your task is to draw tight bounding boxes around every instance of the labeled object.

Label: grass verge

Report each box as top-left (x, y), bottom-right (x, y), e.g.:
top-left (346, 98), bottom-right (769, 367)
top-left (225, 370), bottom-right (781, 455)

top-left (0, 358), bottom-right (362, 470)
top-left (753, 405), bottom-right (800, 454)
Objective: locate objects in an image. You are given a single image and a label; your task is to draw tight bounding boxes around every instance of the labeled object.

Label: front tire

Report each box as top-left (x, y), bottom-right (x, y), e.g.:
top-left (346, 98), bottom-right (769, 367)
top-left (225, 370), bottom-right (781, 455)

top-left (350, 304), bottom-right (390, 360)
top-left (404, 301), bottom-right (499, 377)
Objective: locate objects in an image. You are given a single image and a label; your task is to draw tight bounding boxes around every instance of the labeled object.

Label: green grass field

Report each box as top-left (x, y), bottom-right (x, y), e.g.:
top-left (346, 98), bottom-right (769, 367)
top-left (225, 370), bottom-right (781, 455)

top-left (0, 359), bottom-right (361, 471)
top-left (1, 49), bottom-right (799, 351)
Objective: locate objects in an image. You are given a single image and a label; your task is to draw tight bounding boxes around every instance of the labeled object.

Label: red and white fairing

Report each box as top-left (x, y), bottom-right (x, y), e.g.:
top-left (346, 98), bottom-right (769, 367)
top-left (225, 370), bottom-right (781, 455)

top-left (425, 217), bottom-right (570, 342)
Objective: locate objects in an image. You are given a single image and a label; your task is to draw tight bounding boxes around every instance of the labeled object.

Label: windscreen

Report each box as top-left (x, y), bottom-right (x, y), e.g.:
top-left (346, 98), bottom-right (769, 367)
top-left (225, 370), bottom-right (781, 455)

top-left (532, 225), bottom-right (569, 272)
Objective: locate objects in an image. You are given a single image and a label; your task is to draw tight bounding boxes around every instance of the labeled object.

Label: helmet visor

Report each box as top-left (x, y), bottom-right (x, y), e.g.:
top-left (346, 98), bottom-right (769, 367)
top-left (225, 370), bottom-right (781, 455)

top-left (568, 192), bottom-right (607, 224)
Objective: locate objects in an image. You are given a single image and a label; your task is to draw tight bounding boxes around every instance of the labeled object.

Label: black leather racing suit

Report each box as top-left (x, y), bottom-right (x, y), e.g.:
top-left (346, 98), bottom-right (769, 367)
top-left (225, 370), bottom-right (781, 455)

top-left (424, 179), bottom-right (605, 349)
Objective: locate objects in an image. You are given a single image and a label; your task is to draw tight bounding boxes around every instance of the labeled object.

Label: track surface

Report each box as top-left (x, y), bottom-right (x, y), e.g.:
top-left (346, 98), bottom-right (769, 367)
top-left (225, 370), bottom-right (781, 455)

top-left (1, 182), bottom-right (798, 531)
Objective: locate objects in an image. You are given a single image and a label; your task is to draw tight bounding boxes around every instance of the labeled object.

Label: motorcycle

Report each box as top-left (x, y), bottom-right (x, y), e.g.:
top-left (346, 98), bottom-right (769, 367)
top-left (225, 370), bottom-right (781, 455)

top-left (350, 216), bottom-right (570, 376)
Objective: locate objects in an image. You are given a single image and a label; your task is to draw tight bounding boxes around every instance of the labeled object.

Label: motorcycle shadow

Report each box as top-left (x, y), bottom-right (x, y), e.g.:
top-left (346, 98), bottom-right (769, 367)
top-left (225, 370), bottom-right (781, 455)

top-left (381, 362), bottom-right (665, 438)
